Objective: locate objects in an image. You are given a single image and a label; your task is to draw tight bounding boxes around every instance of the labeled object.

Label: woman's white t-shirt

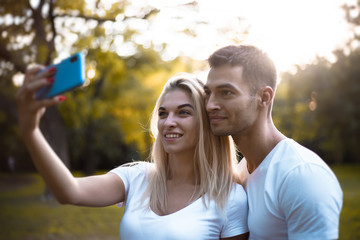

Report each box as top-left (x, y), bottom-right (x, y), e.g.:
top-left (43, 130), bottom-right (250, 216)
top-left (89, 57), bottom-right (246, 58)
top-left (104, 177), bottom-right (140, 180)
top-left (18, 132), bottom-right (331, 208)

top-left (110, 162), bottom-right (248, 240)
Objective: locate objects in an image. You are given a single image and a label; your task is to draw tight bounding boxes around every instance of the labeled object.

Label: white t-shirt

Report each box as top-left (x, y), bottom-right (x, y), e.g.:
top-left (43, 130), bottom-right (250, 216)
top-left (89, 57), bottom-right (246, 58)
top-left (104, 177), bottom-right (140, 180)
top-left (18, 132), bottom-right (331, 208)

top-left (238, 138), bottom-right (343, 240)
top-left (110, 162), bottom-right (248, 240)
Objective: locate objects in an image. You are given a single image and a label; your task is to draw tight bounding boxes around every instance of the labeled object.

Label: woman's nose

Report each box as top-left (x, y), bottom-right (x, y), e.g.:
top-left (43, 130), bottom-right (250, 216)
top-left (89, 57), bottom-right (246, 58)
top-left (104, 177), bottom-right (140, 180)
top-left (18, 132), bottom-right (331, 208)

top-left (164, 114), bottom-right (177, 128)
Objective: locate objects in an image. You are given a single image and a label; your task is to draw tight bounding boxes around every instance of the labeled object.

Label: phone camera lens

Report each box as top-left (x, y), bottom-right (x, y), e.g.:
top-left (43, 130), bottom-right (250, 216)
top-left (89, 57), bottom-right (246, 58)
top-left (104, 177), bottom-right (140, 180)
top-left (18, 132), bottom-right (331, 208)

top-left (70, 55), bottom-right (78, 63)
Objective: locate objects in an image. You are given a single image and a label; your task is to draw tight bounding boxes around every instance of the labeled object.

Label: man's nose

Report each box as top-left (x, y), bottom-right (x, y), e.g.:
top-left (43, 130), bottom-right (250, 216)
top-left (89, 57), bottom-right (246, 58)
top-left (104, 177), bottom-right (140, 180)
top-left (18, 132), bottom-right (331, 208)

top-left (206, 95), bottom-right (220, 112)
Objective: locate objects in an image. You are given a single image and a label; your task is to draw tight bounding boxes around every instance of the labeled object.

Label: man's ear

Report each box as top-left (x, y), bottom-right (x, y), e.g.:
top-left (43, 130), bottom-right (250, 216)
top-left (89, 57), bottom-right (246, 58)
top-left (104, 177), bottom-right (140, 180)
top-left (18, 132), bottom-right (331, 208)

top-left (257, 86), bottom-right (274, 107)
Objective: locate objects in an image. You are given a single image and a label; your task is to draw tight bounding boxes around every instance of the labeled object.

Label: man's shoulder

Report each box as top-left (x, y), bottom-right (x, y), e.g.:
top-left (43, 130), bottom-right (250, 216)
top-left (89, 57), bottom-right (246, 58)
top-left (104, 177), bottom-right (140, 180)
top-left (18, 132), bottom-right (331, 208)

top-left (272, 140), bottom-right (341, 195)
top-left (265, 139), bottom-right (340, 189)
top-left (271, 138), bottom-right (326, 169)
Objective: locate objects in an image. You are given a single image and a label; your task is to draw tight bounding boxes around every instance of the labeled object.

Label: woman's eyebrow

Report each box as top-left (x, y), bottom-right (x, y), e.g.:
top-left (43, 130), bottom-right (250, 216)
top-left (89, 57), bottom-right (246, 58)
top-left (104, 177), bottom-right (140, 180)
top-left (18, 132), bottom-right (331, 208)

top-left (178, 104), bottom-right (194, 109)
top-left (158, 103), bottom-right (194, 111)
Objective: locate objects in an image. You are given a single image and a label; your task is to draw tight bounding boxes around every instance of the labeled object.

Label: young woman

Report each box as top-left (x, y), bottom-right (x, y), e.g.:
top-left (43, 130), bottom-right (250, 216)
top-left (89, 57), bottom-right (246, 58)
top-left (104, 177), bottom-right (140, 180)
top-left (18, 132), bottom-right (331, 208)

top-left (16, 67), bottom-right (249, 239)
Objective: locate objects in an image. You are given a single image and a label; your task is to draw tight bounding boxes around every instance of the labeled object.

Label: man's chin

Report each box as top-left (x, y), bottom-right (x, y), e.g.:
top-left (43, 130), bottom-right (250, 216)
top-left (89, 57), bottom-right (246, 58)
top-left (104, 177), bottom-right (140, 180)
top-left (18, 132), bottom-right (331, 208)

top-left (210, 126), bottom-right (231, 136)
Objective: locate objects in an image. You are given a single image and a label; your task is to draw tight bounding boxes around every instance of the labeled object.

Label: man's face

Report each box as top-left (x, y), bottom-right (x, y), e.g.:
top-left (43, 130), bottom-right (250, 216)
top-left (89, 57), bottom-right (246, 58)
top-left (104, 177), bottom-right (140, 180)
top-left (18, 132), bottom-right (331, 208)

top-left (204, 65), bottom-right (258, 138)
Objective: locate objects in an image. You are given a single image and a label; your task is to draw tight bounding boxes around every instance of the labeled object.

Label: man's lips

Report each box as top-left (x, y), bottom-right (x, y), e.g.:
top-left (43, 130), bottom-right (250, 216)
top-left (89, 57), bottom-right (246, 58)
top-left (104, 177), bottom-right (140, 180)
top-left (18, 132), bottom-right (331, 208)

top-left (209, 115), bottom-right (226, 123)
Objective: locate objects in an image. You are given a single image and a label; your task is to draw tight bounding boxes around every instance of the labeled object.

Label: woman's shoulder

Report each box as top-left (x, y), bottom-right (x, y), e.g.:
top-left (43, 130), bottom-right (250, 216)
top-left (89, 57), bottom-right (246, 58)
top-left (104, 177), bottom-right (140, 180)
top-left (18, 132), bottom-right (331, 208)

top-left (121, 161), bottom-right (154, 170)
top-left (219, 182), bottom-right (248, 233)
top-left (228, 183), bottom-right (247, 205)
top-left (110, 161), bottom-right (155, 177)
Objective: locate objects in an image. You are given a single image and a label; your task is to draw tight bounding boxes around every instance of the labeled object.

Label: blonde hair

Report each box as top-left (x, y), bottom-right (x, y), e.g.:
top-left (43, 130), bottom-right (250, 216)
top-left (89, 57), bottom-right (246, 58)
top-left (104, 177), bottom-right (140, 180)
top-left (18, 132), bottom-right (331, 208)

top-left (144, 73), bottom-right (239, 214)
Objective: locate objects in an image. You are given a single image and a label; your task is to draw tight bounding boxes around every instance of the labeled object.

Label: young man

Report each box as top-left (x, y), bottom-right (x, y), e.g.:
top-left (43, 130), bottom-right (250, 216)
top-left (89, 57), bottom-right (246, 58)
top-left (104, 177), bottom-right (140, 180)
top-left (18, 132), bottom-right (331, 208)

top-left (204, 45), bottom-right (343, 239)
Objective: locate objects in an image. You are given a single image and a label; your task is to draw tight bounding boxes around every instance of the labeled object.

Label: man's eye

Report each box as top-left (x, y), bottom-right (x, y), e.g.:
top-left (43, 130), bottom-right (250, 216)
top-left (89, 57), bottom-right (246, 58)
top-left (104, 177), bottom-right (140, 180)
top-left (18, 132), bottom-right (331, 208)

top-left (222, 90), bottom-right (232, 96)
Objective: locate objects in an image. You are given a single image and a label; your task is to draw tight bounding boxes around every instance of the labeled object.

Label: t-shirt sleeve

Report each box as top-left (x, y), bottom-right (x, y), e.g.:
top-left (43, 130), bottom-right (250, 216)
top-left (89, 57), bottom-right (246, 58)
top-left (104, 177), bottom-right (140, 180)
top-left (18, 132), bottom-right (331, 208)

top-left (221, 184), bottom-right (249, 238)
top-left (109, 162), bottom-right (151, 207)
top-left (279, 163), bottom-right (343, 239)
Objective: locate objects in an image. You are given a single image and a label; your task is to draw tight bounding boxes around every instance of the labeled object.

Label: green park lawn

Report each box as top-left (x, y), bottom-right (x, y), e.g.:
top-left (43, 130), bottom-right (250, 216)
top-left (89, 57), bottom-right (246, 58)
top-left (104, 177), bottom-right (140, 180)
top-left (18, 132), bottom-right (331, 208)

top-left (0, 165), bottom-right (359, 239)
top-left (0, 172), bottom-right (124, 240)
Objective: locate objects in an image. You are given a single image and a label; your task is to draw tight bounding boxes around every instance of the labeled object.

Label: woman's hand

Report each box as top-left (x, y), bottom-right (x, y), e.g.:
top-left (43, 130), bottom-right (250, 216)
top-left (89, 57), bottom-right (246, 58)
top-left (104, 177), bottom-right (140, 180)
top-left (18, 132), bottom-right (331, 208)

top-left (15, 65), bottom-right (65, 136)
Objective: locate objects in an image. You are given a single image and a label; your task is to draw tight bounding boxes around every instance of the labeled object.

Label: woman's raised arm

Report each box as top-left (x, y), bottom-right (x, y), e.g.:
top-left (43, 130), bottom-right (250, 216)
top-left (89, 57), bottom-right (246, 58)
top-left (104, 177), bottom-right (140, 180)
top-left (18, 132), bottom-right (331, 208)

top-left (15, 66), bottom-right (125, 207)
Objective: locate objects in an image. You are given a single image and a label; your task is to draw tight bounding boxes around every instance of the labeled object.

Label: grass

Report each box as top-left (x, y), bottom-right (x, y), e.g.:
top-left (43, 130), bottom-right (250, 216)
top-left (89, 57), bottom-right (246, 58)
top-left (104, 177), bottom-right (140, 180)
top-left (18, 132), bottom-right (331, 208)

top-left (0, 165), bottom-right (359, 239)
top-left (0, 173), bottom-right (124, 240)
top-left (331, 164), bottom-right (360, 240)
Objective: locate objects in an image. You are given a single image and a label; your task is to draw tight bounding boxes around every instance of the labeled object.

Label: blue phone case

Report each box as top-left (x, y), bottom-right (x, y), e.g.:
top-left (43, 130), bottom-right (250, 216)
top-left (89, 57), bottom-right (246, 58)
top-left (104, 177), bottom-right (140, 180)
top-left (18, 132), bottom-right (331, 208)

top-left (36, 52), bottom-right (86, 99)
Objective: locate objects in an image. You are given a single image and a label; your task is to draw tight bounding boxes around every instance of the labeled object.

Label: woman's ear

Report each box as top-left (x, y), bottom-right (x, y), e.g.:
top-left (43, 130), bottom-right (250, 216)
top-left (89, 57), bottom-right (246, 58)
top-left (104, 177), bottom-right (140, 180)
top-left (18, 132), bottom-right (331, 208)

top-left (258, 86), bottom-right (274, 107)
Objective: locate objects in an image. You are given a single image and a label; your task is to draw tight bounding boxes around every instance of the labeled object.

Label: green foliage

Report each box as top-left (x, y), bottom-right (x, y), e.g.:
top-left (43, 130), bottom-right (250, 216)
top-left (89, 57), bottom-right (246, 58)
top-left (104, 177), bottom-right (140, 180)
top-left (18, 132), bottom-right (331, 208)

top-left (273, 0), bottom-right (360, 165)
top-left (0, 0), bottom-right (195, 172)
top-left (274, 53), bottom-right (360, 164)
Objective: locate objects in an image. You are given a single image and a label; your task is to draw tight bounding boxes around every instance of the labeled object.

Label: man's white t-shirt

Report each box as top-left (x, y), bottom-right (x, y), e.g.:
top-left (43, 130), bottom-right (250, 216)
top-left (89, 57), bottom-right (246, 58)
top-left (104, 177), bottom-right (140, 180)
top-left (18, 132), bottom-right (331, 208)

top-left (110, 162), bottom-right (248, 240)
top-left (238, 138), bottom-right (343, 240)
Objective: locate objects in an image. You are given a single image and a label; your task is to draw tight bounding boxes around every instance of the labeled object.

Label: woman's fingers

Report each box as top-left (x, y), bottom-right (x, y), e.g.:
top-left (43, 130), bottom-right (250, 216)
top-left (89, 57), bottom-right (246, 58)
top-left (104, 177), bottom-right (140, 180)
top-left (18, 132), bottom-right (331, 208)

top-left (18, 65), bottom-right (57, 100)
top-left (34, 66), bottom-right (56, 80)
top-left (16, 65), bottom-right (64, 136)
top-left (16, 78), bottom-right (49, 103)
top-left (16, 66), bottom-right (61, 114)
top-left (41, 95), bottom-right (66, 107)
top-left (24, 65), bottom-right (56, 85)
top-left (24, 77), bottom-right (53, 93)
top-left (23, 65), bottom-right (45, 84)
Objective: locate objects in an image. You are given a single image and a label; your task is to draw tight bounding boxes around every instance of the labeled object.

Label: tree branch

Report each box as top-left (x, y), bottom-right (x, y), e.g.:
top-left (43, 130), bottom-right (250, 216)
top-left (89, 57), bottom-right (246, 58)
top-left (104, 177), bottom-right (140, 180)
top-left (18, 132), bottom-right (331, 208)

top-left (53, 8), bottom-right (159, 23)
top-left (46, 0), bottom-right (57, 64)
top-left (54, 13), bottom-right (117, 23)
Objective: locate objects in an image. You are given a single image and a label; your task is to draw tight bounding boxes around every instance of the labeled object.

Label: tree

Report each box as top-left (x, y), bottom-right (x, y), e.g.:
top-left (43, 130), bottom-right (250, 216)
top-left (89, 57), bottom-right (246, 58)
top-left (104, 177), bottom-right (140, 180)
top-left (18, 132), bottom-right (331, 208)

top-left (274, 51), bottom-right (360, 164)
top-left (0, 0), bottom-right (200, 173)
top-left (0, 0), bottom-right (158, 172)
top-left (272, 1), bottom-right (360, 165)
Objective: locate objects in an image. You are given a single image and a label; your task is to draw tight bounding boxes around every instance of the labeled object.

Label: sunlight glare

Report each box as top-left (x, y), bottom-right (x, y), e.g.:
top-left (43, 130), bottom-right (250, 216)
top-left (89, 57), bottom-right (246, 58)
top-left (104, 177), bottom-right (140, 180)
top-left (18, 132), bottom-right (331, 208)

top-left (237, 0), bottom-right (352, 73)
top-left (109, 0), bottom-right (354, 72)
top-left (87, 68), bottom-right (96, 79)
top-left (12, 72), bottom-right (24, 87)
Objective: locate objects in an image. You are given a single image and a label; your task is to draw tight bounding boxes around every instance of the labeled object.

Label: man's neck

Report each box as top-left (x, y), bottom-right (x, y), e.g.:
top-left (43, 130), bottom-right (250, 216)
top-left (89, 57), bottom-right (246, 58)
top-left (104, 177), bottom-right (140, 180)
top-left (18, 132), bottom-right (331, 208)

top-left (234, 122), bottom-right (286, 174)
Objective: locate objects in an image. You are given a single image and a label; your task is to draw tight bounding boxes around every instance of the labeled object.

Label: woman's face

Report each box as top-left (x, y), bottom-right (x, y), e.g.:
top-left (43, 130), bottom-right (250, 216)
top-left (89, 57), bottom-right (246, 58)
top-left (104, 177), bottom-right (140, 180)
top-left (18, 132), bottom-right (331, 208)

top-left (158, 89), bottom-right (198, 155)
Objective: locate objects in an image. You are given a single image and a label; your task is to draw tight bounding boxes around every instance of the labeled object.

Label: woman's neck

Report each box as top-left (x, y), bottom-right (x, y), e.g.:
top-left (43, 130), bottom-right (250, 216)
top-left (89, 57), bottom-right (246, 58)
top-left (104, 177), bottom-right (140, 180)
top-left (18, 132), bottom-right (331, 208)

top-left (167, 153), bottom-right (196, 184)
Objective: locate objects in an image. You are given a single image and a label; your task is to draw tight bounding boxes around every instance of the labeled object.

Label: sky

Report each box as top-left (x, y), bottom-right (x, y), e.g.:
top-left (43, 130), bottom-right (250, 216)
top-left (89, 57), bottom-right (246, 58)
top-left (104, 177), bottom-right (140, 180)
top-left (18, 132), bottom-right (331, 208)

top-left (123, 0), bottom-right (356, 74)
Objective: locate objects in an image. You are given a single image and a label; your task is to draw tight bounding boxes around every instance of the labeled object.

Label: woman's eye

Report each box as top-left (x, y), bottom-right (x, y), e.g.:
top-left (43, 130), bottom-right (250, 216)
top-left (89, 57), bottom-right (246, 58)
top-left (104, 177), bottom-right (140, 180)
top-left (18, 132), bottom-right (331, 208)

top-left (179, 110), bottom-right (191, 115)
top-left (158, 111), bottom-right (167, 117)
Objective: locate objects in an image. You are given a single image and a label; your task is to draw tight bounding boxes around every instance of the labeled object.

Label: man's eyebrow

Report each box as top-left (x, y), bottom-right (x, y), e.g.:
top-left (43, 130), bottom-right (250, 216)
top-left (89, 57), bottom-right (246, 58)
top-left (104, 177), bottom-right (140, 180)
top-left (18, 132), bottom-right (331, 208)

top-left (204, 83), bottom-right (237, 90)
top-left (215, 83), bottom-right (237, 89)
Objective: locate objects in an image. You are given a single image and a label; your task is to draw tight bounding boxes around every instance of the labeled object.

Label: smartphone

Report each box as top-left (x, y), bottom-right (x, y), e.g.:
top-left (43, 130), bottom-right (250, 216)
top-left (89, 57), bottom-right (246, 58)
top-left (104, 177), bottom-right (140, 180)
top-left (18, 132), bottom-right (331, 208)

top-left (36, 52), bottom-right (86, 100)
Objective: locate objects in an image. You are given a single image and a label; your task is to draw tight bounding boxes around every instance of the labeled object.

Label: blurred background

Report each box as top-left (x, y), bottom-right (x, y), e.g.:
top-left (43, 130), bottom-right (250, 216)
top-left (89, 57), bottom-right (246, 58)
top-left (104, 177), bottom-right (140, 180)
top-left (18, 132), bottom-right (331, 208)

top-left (0, 0), bottom-right (359, 239)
